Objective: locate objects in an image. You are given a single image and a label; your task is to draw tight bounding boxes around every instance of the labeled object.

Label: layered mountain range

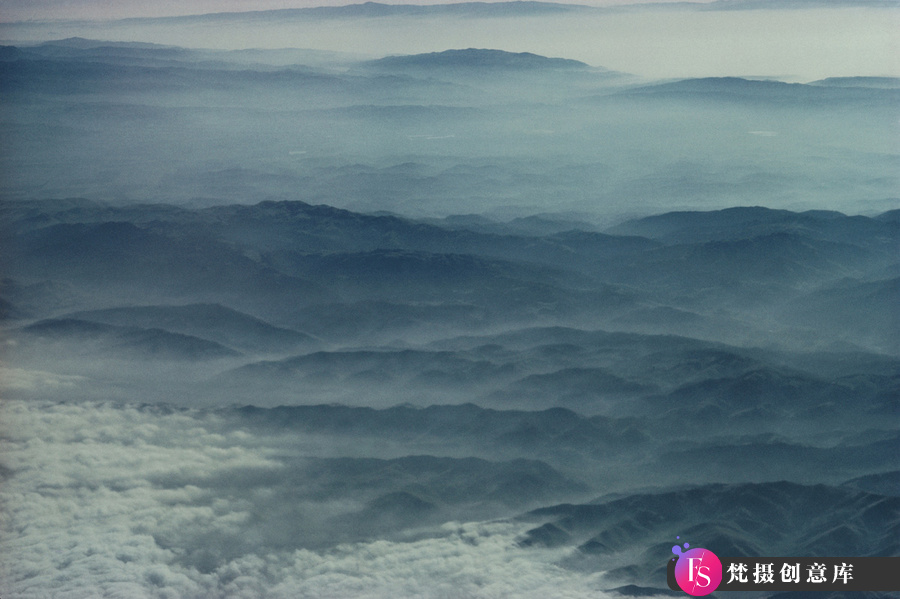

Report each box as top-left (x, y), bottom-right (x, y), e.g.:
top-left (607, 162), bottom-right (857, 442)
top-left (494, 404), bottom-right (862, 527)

top-left (3, 198), bottom-right (898, 586)
top-left (1, 33), bottom-right (897, 599)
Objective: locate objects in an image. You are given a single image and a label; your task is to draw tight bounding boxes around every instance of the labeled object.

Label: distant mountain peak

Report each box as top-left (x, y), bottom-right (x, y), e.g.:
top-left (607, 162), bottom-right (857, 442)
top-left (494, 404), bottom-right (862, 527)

top-left (39, 37), bottom-right (97, 48)
top-left (38, 37), bottom-right (175, 50)
top-left (366, 48), bottom-right (590, 70)
top-left (809, 76), bottom-right (900, 89)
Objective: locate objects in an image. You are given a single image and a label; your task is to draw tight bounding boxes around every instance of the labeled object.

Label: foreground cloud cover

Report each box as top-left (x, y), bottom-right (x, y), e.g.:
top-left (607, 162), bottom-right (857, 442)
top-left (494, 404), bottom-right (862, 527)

top-left (0, 400), bottom-right (634, 599)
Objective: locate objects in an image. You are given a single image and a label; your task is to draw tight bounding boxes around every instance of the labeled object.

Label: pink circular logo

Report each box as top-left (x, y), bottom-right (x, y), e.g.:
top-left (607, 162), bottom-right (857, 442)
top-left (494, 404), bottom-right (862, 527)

top-left (673, 548), bottom-right (722, 596)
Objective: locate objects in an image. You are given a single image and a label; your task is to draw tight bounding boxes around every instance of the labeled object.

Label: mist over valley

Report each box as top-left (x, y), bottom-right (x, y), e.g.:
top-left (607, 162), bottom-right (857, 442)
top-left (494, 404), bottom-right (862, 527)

top-left (1, 5), bottom-right (898, 598)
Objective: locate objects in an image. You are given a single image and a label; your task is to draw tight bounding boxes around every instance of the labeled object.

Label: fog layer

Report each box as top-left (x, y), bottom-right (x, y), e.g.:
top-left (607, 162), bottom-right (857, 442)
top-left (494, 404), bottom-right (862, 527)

top-left (1, 5), bottom-right (898, 598)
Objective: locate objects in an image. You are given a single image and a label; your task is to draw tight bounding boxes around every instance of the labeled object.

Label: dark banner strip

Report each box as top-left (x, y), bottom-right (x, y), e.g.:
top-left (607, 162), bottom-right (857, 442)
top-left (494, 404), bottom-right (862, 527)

top-left (668, 556), bottom-right (900, 592)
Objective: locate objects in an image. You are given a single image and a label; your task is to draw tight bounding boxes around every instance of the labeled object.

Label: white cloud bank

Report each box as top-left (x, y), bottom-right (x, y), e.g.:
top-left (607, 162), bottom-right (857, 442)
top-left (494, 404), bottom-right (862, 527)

top-left (0, 400), bottom-right (632, 599)
top-left (0, 367), bottom-right (86, 392)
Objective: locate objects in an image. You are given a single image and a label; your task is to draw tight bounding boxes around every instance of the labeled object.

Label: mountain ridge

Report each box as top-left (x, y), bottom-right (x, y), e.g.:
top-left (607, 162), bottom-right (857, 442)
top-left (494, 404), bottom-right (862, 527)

top-left (365, 48), bottom-right (591, 70)
top-left (518, 480), bottom-right (900, 587)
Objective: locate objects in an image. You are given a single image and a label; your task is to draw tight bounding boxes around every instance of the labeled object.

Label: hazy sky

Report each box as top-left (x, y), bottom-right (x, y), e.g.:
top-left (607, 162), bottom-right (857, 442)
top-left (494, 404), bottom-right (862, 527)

top-left (0, 0), bottom-right (715, 22)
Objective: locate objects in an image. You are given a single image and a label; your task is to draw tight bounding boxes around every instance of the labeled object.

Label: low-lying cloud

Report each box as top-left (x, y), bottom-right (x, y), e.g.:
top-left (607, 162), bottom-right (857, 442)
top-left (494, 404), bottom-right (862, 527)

top-left (0, 400), bottom-right (633, 599)
top-left (0, 367), bottom-right (86, 392)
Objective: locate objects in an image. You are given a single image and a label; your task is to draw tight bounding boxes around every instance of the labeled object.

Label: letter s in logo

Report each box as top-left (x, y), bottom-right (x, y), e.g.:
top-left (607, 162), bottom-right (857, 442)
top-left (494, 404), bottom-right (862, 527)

top-left (687, 557), bottom-right (711, 587)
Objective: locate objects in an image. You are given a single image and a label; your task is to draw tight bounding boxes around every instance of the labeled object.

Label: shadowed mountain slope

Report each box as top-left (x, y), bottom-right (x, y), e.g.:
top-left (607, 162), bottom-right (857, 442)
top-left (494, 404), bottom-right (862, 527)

top-left (15, 318), bottom-right (241, 360)
top-left (607, 206), bottom-right (898, 248)
top-left (64, 303), bottom-right (318, 354)
top-left (519, 481), bottom-right (900, 586)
